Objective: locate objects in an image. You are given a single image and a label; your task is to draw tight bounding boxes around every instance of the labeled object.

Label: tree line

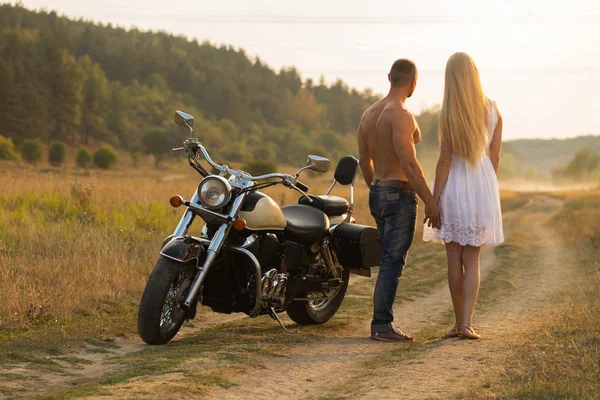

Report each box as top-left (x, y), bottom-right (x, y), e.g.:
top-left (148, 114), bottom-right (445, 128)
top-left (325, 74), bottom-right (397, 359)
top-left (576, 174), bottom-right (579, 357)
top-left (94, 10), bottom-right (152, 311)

top-left (551, 146), bottom-right (600, 182)
top-left (2, 3), bottom-right (417, 168)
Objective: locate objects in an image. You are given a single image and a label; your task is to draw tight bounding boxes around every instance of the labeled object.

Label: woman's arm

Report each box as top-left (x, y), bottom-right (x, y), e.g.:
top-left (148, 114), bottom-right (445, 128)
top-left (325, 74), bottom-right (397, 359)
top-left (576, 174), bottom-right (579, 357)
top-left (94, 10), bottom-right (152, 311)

top-left (489, 110), bottom-right (503, 174)
top-left (432, 136), bottom-right (453, 203)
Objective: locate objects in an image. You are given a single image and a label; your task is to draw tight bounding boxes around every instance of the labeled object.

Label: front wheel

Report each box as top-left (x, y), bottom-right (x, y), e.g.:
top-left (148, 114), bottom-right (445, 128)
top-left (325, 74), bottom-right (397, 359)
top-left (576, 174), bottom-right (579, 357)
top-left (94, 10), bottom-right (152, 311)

top-left (137, 256), bottom-right (196, 345)
top-left (286, 267), bottom-right (350, 325)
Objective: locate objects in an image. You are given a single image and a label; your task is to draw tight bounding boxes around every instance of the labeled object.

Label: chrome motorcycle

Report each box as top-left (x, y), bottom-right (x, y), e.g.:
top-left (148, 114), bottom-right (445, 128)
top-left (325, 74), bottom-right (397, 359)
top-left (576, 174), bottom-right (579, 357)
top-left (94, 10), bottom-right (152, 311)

top-left (137, 111), bottom-right (381, 345)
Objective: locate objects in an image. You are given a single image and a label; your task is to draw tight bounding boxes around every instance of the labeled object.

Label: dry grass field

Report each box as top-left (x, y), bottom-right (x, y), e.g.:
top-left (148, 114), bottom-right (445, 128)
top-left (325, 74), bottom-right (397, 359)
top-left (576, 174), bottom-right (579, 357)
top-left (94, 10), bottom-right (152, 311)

top-left (0, 156), bottom-right (378, 331)
top-left (0, 157), bottom-right (599, 399)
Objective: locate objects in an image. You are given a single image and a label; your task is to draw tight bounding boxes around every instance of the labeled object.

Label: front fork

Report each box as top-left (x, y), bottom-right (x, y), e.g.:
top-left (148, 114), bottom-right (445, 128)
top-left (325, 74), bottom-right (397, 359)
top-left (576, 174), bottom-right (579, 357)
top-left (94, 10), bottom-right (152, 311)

top-left (172, 189), bottom-right (247, 309)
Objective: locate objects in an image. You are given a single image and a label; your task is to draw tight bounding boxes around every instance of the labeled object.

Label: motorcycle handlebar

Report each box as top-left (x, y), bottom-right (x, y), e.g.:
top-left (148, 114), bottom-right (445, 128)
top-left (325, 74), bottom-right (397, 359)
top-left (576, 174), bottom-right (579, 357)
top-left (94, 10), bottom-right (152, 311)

top-left (197, 145), bottom-right (224, 171)
top-left (295, 181), bottom-right (309, 193)
top-left (196, 143), bottom-right (289, 181)
top-left (192, 143), bottom-right (309, 192)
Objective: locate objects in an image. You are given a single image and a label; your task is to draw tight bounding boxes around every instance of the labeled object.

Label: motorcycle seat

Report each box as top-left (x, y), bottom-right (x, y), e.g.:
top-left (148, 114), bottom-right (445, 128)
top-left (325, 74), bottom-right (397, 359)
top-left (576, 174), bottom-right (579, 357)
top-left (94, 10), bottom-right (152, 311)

top-left (299, 195), bottom-right (350, 216)
top-left (281, 204), bottom-right (330, 244)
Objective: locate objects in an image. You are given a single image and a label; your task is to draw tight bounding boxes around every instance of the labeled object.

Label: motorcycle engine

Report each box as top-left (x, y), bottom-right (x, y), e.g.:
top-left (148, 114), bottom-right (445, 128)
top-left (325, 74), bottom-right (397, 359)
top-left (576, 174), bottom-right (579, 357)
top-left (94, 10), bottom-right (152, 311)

top-left (257, 233), bottom-right (280, 270)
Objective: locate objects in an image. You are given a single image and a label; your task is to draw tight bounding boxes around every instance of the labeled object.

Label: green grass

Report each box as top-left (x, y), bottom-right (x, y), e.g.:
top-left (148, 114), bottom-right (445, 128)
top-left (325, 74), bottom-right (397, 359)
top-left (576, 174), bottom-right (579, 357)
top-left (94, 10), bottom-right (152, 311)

top-left (55, 356), bottom-right (94, 366)
top-left (0, 373), bottom-right (38, 381)
top-left (2, 352), bottom-right (65, 374)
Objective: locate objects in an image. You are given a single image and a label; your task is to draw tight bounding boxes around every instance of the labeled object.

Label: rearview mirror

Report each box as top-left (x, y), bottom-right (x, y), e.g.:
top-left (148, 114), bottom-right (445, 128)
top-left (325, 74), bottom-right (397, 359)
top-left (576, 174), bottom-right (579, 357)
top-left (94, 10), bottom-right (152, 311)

top-left (174, 111), bottom-right (194, 128)
top-left (306, 155), bottom-right (330, 173)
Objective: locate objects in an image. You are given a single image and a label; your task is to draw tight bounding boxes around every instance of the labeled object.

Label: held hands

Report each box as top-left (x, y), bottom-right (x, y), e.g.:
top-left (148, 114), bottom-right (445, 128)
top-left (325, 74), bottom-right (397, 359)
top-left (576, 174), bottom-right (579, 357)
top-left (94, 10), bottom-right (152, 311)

top-left (424, 200), bottom-right (441, 229)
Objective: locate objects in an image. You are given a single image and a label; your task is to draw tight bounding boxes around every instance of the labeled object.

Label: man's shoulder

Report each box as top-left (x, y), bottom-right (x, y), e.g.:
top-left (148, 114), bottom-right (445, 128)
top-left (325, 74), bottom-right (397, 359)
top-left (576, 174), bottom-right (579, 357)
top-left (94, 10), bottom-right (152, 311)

top-left (359, 99), bottom-right (385, 133)
top-left (385, 106), bottom-right (415, 137)
top-left (362, 98), bottom-right (384, 118)
top-left (385, 104), bottom-right (413, 124)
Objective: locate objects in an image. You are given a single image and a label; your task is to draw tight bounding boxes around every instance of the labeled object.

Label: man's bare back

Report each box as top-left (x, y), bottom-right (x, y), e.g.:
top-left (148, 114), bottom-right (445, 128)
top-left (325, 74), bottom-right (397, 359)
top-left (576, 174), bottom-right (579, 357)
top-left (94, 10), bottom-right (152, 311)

top-left (358, 96), bottom-right (420, 184)
top-left (359, 58), bottom-right (440, 342)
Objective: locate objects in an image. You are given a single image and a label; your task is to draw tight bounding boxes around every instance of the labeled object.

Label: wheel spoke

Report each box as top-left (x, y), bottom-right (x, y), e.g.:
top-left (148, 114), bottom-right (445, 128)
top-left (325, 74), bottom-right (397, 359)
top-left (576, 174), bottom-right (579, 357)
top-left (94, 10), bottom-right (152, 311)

top-left (159, 267), bottom-right (191, 332)
top-left (308, 287), bottom-right (340, 311)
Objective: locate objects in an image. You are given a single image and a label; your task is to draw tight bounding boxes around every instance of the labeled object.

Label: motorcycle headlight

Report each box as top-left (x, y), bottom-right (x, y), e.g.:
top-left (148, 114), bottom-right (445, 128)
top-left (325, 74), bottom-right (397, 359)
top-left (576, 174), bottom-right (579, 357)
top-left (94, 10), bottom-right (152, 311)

top-left (198, 176), bottom-right (232, 210)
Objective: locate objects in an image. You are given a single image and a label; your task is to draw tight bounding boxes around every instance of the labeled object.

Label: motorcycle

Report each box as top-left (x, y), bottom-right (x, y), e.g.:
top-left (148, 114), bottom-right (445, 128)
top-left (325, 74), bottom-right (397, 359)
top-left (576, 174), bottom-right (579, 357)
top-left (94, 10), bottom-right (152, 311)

top-left (137, 111), bottom-right (382, 345)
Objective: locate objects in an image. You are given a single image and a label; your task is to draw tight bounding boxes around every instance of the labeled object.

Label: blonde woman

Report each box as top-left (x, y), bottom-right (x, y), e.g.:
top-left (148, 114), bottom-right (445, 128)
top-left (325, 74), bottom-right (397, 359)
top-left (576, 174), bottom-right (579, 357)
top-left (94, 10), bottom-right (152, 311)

top-left (423, 52), bottom-right (504, 340)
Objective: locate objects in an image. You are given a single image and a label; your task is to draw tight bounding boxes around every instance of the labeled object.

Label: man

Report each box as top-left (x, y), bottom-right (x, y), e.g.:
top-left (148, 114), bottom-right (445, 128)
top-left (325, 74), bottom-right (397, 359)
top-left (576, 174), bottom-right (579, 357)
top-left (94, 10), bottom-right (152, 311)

top-left (357, 58), bottom-right (441, 342)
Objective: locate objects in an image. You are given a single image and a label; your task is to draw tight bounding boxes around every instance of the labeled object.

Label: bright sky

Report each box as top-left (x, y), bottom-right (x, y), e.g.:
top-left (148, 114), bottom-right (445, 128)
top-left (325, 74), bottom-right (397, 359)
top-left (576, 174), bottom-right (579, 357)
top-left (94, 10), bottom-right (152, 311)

top-left (17, 0), bottom-right (600, 140)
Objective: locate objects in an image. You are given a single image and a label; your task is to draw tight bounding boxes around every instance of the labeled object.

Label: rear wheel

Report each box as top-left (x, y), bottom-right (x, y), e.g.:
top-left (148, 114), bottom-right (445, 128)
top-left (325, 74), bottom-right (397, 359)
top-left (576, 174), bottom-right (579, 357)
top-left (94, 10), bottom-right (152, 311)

top-left (286, 267), bottom-right (350, 325)
top-left (137, 257), bottom-right (196, 345)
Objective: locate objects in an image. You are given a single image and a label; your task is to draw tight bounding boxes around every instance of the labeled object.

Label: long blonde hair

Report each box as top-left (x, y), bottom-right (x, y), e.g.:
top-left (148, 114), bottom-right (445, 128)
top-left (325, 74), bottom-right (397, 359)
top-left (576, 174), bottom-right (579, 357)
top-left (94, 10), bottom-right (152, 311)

top-left (439, 52), bottom-right (488, 166)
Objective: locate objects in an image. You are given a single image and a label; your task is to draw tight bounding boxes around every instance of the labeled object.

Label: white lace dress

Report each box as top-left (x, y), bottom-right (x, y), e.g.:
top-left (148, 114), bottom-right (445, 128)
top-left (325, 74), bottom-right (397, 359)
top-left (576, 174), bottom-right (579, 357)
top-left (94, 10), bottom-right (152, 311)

top-left (422, 98), bottom-right (504, 247)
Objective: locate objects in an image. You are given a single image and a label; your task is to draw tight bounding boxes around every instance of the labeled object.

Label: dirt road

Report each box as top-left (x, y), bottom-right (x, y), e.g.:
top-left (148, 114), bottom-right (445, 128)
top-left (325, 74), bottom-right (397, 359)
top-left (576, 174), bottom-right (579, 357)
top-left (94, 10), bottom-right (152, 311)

top-left (0, 194), bottom-right (572, 399)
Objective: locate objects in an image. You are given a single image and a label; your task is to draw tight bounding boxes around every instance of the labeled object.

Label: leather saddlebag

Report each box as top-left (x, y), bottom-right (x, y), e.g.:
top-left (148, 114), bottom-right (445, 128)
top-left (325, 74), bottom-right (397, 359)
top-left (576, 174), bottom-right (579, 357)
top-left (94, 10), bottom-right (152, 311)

top-left (332, 223), bottom-right (381, 270)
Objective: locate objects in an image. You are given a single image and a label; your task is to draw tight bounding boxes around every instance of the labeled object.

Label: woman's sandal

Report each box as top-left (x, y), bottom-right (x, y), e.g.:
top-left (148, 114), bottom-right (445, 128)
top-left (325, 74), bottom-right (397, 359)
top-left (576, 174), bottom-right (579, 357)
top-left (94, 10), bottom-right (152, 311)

top-left (442, 327), bottom-right (459, 339)
top-left (458, 326), bottom-right (481, 340)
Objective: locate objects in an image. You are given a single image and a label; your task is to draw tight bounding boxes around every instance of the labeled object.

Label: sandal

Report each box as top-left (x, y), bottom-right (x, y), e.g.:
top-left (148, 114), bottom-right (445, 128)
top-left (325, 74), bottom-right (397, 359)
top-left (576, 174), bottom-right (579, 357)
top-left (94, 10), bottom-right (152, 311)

top-left (441, 327), bottom-right (459, 339)
top-left (458, 326), bottom-right (481, 340)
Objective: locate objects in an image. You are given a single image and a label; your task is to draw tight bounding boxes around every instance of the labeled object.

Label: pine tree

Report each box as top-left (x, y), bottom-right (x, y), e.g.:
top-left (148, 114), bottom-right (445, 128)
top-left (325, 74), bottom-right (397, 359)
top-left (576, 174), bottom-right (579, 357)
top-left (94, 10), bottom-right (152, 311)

top-left (49, 50), bottom-right (84, 143)
top-left (0, 60), bottom-right (22, 142)
top-left (79, 55), bottom-right (108, 145)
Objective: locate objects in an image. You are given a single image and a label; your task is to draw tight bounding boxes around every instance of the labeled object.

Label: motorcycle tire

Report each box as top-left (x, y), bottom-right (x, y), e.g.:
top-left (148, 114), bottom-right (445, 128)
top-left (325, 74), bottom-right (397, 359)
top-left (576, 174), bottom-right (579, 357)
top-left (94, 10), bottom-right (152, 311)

top-left (286, 267), bottom-right (350, 325)
top-left (137, 256), bottom-right (196, 345)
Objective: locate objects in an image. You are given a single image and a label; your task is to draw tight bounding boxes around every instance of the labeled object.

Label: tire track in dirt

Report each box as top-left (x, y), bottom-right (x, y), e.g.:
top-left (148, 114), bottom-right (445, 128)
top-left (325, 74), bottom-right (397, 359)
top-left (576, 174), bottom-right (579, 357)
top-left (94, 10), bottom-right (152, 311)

top-left (0, 310), bottom-right (258, 399)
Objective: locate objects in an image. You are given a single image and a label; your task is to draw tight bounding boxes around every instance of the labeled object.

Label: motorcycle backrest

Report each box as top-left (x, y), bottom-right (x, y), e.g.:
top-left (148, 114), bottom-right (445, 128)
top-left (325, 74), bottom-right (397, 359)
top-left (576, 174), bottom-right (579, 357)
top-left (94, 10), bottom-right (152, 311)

top-left (334, 156), bottom-right (359, 185)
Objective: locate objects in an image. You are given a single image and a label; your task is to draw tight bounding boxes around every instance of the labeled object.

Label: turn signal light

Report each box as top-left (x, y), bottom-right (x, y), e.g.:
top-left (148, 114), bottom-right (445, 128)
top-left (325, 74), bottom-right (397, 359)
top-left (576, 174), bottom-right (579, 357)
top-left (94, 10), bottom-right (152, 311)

top-left (233, 218), bottom-right (247, 231)
top-left (169, 195), bottom-right (183, 208)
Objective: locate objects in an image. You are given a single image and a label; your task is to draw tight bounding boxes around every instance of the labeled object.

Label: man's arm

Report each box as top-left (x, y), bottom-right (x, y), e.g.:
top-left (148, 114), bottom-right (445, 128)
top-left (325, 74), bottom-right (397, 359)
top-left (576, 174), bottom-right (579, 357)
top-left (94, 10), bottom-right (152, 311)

top-left (413, 118), bottom-right (422, 144)
top-left (357, 122), bottom-right (374, 187)
top-left (391, 110), bottom-right (441, 228)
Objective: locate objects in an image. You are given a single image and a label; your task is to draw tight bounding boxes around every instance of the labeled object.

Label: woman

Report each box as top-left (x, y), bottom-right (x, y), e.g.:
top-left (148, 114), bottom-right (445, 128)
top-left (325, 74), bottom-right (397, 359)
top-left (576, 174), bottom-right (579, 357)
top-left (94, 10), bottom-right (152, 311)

top-left (423, 52), bottom-right (504, 340)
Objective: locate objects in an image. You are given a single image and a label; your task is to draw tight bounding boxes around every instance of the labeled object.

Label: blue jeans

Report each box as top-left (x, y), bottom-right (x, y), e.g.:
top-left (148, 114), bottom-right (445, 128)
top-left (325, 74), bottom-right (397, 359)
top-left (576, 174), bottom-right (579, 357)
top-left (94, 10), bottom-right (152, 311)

top-left (369, 186), bottom-right (418, 333)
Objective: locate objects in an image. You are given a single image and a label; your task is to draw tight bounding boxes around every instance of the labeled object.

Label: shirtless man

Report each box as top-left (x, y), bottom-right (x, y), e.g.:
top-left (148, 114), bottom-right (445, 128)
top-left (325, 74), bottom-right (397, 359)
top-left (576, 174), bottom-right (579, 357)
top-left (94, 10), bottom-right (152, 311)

top-left (358, 58), bottom-right (441, 341)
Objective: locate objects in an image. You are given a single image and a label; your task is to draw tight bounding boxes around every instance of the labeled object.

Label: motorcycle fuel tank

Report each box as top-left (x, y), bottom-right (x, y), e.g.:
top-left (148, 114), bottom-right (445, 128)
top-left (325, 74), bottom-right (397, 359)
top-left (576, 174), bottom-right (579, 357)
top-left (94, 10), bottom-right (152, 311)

top-left (239, 191), bottom-right (287, 231)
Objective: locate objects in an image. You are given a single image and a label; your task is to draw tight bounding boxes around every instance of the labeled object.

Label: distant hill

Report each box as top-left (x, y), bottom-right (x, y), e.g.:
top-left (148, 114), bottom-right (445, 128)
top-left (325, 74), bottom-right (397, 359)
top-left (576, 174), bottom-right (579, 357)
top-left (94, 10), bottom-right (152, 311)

top-left (504, 135), bottom-right (600, 175)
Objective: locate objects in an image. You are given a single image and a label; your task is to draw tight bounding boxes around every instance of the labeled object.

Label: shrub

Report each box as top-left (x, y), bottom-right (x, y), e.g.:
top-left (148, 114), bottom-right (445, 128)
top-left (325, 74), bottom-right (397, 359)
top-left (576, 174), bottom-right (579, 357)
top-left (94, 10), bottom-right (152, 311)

top-left (142, 129), bottom-right (169, 168)
top-left (252, 145), bottom-right (276, 162)
top-left (21, 138), bottom-right (44, 164)
top-left (131, 151), bottom-right (141, 168)
top-left (0, 135), bottom-right (20, 161)
top-left (76, 147), bottom-right (92, 168)
top-left (129, 144), bottom-right (143, 168)
top-left (241, 160), bottom-right (278, 177)
top-left (48, 141), bottom-right (67, 166)
top-left (93, 145), bottom-right (119, 169)
top-left (223, 146), bottom-right (247, 163)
